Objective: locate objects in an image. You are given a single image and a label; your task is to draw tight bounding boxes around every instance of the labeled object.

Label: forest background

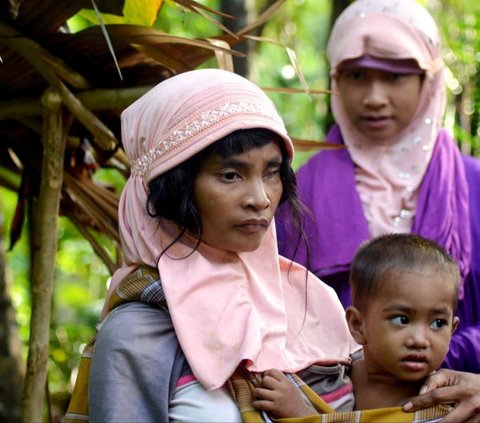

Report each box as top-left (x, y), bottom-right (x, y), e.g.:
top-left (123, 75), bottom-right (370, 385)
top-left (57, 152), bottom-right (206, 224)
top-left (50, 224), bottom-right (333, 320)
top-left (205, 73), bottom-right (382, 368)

top-left (1, 0), bottom-right (479, 421)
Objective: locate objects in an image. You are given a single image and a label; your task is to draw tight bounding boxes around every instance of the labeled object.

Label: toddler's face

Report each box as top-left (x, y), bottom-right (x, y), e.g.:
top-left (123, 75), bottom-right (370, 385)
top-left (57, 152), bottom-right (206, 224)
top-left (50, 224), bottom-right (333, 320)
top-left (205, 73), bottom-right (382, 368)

top-left (337, 68), bottom-right (422, 143)
top-left (359, 268), bottom-right (459, 382)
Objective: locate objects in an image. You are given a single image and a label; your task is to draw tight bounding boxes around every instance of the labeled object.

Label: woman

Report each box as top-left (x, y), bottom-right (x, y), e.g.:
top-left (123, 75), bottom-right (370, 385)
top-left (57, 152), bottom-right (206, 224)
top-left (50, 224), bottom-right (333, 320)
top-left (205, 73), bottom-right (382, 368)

top-left (276, 0), bottom-right (480, 374)
top-left (65, 69), bottom-right (359, 422)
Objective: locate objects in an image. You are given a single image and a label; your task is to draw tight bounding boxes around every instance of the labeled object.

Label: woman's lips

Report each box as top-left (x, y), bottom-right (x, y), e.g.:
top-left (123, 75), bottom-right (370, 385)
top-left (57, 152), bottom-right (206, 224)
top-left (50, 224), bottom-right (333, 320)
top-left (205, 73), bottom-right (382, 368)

top-left (237, 218), bottom-right (269, 234)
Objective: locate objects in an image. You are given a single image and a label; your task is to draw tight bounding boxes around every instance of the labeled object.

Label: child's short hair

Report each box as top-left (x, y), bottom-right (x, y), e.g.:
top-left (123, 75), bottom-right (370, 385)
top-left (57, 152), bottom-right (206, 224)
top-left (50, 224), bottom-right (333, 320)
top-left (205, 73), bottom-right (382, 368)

top-left (350, 233), bottom-right (460, 311)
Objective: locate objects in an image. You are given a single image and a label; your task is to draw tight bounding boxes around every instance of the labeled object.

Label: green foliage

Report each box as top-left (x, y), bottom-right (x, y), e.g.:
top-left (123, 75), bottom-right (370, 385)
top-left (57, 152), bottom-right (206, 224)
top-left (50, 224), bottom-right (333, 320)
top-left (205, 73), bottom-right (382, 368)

top-left (66, 8), bottom-right (125, 31)
top-left (154, 2), bottom-right (222, 37)
top-left (67, 0), bottom-right (165, 30)
top-left (271, 0), bottom-right (334, 162)
top-left (252, 0), bottom-right (332, 168)
top-left (2, 189), bottom-right (30, 350)
top-left (3, 185), bottom-right (113, 396)
top-left (428, 0), bottom-right (480, 155)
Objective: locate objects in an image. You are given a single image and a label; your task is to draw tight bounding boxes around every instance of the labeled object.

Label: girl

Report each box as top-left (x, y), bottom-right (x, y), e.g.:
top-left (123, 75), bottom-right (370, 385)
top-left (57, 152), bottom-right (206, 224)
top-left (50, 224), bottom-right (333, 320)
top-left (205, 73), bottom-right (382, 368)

top-left (277, 0), bottom-right (480, 374)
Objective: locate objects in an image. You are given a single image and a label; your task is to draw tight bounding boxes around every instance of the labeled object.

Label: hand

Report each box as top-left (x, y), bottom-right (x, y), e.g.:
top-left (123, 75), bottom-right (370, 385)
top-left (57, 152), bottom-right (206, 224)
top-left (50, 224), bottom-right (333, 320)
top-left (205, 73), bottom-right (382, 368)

top-left (403, 369), bottom-right (480, 422)
top-left (253, 369), bottom-right (316, 418)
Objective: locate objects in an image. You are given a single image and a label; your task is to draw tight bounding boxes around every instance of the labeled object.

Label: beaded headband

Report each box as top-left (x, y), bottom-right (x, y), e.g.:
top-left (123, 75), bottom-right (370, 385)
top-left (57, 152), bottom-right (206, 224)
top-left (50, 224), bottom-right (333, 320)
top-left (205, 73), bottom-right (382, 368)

top-left (131, 97), bottom-right (289, 178)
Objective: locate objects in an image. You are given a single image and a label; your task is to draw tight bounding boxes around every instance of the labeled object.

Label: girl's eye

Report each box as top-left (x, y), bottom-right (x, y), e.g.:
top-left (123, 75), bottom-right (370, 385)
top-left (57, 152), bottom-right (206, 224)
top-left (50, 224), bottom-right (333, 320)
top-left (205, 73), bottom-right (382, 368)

top-left (431, 319), bottom-right (448, 330)
top-left (387, 72), bottom-right (403, 81)
top-left (344, 70), bottom-right (364, 81)
top-left (391, 315), bottom-right (409, 326)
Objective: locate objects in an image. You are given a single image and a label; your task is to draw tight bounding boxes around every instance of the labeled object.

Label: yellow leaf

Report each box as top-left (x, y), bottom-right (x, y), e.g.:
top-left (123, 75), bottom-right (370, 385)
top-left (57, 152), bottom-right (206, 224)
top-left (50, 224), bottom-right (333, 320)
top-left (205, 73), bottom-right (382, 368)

top-left (123, 0), bottom-right (164, 26)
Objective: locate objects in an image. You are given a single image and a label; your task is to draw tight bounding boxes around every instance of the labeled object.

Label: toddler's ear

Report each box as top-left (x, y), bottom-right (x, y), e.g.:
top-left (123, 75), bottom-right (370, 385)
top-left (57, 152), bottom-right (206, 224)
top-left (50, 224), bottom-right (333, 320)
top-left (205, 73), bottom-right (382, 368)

top-left (345, 306), bottom-right (367, 345)
top-left (452, 316), bottom-right (460, 333)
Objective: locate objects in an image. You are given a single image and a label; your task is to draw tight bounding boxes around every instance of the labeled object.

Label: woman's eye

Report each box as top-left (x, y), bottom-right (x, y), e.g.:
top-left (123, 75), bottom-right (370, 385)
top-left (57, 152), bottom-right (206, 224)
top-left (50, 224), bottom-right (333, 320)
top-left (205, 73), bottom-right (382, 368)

top-left (431, 319), bottom-right (448, 330)
top-left (391, 315), bottom-right (409, 326)
top-left (219, 172), bottom-right (239, 181)
top-left (265, 168), bottom-right (281, 179)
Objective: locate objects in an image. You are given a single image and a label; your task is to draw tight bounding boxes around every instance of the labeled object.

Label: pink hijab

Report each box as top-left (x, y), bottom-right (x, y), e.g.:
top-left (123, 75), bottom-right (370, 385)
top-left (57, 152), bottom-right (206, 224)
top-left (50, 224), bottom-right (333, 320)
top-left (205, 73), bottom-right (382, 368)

top-left (326, 0), bottom-right (445, 236)
top-left (106, 69), bottom-right (357, 390)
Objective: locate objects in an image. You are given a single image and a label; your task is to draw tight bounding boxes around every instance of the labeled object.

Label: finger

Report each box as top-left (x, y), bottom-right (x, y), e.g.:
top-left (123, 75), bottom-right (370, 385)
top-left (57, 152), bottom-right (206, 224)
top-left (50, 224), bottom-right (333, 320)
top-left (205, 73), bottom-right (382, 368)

top-left (254, 387), bottom-right (276, 402)
top-left (260, 375), bottom-right (277, 390)
top-left (260, 374), bottom-right (287, 390)
top-left (421, 369), bottom-right (458, 393)
top-left (252, 398), bottom-right (275, 412)
top-left (263, 368), bottom-right (286, 381)
top-left (436, 406), bottom-right (462, 423)
top-left (439, 408), bottom-right (480, 423)
top-left (404, 387), bottom-right (460, 411)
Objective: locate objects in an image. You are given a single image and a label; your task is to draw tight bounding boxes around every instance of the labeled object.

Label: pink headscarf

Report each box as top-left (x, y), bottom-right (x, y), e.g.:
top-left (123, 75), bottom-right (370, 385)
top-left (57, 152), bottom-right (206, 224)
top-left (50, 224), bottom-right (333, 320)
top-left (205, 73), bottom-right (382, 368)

top-left (107, 69), bottom-right (357, 390)
top-left (326, 0), bottom-right (446, 236)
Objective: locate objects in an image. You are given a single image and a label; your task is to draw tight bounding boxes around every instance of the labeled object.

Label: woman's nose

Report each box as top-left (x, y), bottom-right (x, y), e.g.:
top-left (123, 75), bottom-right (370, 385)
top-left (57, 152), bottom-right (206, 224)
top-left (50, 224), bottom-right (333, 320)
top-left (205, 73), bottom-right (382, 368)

top-left (243, 180), bottom-right (270, 210)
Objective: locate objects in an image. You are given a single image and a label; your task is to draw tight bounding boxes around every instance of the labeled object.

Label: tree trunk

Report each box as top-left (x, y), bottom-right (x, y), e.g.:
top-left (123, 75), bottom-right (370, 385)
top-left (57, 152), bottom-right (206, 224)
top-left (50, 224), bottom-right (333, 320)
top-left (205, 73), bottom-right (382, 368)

top-left (221, 0), bottom-right (248, 76)
top-left (21, 89), bottom-right (67, 423)
top-left (0, 202), bottom-right (25, 423)
top-left (331, 0), bottom-right (353, 30)
top-left (324, 0), bottom-right (354, 129)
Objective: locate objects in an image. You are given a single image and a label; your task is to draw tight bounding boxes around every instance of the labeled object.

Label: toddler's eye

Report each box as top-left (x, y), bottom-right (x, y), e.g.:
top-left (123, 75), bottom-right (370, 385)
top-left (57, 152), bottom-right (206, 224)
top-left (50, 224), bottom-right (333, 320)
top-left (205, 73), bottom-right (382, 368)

top-left (431, 319), bottom-right (448, 330)
top-left (391, 315), bottom-right (409, 326)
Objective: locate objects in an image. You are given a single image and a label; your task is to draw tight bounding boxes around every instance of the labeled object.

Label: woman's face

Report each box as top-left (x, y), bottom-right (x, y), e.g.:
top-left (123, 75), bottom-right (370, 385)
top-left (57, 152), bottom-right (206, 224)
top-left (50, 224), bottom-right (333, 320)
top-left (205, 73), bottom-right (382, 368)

top-left (337, 68), bottom-right (422, 143)
top-left (193, 141), bottom-right (283, 253)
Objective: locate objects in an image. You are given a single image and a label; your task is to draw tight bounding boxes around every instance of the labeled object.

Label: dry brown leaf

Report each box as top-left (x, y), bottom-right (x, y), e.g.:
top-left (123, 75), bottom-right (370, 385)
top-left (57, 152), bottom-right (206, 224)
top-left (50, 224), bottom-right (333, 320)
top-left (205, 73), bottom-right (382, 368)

top-left (173, 0), bottom-right (237, 38)
top-left (237, 0), bottom-right (286, 36)
top-left (291, 138), bottom-right (347, 152)
top-left (207, 38), bottom-right (234, 71)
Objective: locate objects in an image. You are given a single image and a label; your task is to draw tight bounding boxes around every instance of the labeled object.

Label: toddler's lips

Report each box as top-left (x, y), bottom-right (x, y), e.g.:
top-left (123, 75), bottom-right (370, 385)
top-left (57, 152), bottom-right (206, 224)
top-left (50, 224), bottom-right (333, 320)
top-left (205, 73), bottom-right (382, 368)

top-left (401, 355), bottom-right (428, 372)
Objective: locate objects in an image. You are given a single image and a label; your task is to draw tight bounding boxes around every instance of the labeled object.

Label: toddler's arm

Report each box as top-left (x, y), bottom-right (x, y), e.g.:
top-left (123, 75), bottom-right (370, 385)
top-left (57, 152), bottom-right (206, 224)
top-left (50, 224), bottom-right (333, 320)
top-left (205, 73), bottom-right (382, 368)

top-left (253, 368), bottom-right (317, 418)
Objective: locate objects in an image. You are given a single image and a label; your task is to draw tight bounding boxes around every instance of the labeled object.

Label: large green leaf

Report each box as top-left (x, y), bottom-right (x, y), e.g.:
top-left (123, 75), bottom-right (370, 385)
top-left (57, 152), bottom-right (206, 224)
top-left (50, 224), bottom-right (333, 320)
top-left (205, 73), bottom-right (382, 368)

top-left (67, 9), bottom-right (125, 33)
top-left (67, 0), bottom-right (164, 31)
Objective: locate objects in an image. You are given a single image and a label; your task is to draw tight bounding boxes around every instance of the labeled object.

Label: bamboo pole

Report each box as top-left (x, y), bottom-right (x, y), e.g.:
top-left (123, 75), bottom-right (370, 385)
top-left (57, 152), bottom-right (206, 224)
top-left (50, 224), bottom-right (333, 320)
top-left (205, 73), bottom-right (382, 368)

top-left (21, 89), bottom-right (67, 423)
top-left (0, 86), bottom-right (155, 120)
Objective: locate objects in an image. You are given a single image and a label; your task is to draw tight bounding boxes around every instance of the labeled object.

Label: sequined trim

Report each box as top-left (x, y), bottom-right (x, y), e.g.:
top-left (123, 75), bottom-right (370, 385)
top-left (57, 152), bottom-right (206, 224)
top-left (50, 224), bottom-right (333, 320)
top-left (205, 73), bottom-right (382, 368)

top-left (131, 99), bottom-right (282, 177)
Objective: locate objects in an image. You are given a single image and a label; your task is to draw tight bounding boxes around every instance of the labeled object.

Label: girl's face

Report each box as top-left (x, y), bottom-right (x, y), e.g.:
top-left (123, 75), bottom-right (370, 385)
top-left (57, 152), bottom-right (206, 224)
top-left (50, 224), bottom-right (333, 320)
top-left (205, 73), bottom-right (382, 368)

top-left (352, 268), bottom-right (458, 383)
top-left (193, 140), bottom-right (283, 253)
top-left (337, 68), bottom-right (422, 143)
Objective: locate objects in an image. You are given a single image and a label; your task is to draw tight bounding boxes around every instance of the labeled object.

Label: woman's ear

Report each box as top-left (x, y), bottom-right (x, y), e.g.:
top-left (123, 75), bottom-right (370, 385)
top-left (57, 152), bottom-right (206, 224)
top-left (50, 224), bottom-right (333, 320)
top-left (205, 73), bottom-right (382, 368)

top-left (345, 306), bottom-right (367, 345)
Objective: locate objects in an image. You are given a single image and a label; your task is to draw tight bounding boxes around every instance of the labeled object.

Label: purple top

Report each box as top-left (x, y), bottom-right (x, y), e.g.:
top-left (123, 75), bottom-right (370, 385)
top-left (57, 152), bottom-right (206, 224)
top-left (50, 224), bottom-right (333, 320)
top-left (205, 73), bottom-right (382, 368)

top-left (276, 124), bottom-right (480, 372)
